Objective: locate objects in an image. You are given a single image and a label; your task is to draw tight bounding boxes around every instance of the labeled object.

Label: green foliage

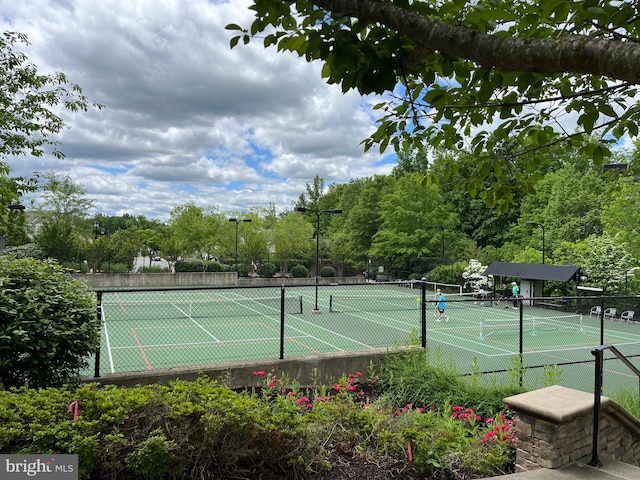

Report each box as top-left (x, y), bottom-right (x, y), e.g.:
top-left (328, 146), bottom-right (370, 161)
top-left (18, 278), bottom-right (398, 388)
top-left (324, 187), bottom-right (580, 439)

top-left (125, 430), bottom-right (177, 480)
top-left (0, 243), bottom-right (47, 259)
top-left (0, 256), bottom-right (99, 389)
top-left (0, 359), bottom-right (522, 480)
top-left (138, 266), bottom-right (167, 273)
top-left (232, 263), bottom-right (249, 277)
top-left (0, 378), bottom-right (312, 480)
top-left (258, 262), bottom-right (277, 278)
top-left (290, 264), bottom-right (309, 278)
top-left (0, 32), bottom-right (103, 161)
top-left (320, 265), bottom-right (336, 277)
top-left (608, 388), bottom-right (640, 420)
top-left (231, 1), bottom-right (640, 212)
top-left (101, 262), bottom-right (129, 273)
top-left (373, 347), bottom-right (524, 419)
top-left (424, 261), bottom-right (467, 286)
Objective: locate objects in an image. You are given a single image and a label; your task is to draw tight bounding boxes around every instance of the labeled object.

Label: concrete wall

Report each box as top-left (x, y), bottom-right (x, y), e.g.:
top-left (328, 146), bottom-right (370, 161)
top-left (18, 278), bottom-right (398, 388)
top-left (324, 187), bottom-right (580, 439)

top-left (85, 347), bottom-right (408, 389)
top-left (504, 385), bottom-right (640, 471)
top-left (73, 272), bottom-right (366, 289)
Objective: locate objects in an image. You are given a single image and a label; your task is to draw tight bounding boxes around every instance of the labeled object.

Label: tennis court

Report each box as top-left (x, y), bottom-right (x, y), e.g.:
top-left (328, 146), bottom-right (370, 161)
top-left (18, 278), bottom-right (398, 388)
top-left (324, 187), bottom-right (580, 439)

top-left (91, 283), bottom-right (640, 394)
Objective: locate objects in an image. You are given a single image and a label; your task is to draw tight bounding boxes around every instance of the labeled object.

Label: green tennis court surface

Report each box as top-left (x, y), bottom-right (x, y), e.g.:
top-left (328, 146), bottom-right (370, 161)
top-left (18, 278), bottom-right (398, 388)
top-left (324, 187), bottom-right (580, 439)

top-left (91, 284), bottom-right (640, 393)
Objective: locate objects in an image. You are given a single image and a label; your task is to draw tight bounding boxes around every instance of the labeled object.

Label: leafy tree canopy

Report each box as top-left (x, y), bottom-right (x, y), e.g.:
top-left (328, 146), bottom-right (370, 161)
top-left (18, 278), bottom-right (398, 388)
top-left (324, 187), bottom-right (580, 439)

top-left (0, 32), bottom-right (104, 162)
top-left (229, 1), bottom-right (640, 211)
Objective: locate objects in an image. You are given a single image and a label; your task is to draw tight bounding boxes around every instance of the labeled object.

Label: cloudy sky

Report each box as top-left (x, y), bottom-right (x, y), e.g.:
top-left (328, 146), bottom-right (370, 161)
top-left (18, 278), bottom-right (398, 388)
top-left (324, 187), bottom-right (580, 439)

top-left (1, 0), bottom-right (395, 220)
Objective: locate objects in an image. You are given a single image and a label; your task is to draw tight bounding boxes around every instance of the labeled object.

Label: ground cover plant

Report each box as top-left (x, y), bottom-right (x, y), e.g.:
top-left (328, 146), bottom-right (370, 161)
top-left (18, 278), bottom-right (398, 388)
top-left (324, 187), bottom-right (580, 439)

top-left (0, 347), bottom-right (521, 480)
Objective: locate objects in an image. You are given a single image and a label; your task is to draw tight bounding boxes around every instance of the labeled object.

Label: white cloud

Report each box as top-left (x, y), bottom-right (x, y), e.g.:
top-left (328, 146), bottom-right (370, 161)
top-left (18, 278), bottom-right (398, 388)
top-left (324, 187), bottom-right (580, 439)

top-left (2, 0), bottom-right (394, 220)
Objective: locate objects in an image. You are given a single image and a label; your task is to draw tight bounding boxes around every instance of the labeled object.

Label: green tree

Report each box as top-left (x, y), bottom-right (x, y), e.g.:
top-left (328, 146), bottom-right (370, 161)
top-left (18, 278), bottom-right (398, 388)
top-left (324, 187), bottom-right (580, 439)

top-left (371, 174), bottom-right (457, 265)
top-left (167, 204), bottom-right (226, 262)
top-left (0, 32), bottom-right (102, 234)
top-left (601, 179), bottom-right (640, 260)
top-left (0, 32), bottom-right (103, 161)
top-left (272, 213), bottom-right (314, 274)
top-left (518, 166), bottom-right (606, 262)
top-left (31, 172), bottom-right (95, 262)
top-left (0, 256), bottom-right (99, 388)
top-left (230, 1), bottom-right (640, 210)
top-left (557, 234), bottom-right (633, 293)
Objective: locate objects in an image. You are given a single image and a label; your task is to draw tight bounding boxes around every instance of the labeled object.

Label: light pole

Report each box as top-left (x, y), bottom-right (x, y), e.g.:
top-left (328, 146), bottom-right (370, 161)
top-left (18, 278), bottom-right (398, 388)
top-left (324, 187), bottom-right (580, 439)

top-left (426, 225), bottom-right (445, 266)
top-left (229, 218), bottom-right (252, 272)
top-left (294, 207), bottom-right (342, 313)
top-left (526, 222), bottom-right (545, 264)
top-left (94, 221), bottom-right (100, 240)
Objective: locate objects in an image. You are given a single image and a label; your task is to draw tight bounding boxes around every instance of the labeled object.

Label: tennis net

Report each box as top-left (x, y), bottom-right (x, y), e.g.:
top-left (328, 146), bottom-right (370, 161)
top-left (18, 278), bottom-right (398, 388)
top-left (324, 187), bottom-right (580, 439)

top-left (478, 314), bottom-right (585, 340)
top-left (329, 294), bottom-right (422, 313)
top-left (101, 295), bottom-right (303, 321)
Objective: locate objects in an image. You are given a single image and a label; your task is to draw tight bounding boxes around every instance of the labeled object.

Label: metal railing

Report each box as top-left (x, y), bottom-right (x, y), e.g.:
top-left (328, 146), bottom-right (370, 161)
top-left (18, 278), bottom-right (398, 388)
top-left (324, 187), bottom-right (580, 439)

top-left (588, 344), bottom-right (640, 467)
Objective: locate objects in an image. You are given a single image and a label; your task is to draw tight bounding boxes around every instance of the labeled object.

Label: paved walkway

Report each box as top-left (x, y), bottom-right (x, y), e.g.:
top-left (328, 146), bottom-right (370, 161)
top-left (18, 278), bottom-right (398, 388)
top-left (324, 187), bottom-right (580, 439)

top-left (490, 458), bottom-right (640, 480)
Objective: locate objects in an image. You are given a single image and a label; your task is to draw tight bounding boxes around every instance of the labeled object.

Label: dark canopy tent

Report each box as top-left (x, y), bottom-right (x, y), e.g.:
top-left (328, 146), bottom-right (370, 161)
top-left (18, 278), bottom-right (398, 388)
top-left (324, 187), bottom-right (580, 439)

top-left (482, 262), bottom-right (581, 306)
top-left (482, 262), bottom-right (580, 283)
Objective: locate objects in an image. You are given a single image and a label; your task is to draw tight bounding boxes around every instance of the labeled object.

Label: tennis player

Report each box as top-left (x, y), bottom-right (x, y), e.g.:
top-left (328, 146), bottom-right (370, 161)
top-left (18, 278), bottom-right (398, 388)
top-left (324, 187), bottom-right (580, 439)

top-left (435, 290), bottom-right (448, 322)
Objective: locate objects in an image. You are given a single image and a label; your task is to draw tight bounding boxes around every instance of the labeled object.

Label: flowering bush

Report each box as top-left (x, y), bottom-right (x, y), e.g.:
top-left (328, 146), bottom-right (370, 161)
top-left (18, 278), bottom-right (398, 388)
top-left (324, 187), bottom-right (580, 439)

top-left (462, 258), bottom-right (493, 290)
top-left (252, 366), bottom-right (517, 478)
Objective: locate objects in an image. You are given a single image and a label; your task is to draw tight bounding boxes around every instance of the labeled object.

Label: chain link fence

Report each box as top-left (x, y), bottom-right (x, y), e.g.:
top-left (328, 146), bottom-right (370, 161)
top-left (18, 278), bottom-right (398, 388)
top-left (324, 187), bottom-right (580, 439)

top-left (89, 282), bottom-right (640, 393)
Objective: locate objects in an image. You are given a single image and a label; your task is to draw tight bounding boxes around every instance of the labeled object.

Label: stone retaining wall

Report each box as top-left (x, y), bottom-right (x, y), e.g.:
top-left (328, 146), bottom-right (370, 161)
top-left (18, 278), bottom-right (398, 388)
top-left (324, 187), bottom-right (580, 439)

top-left (85, 347), bottom-right (408, 390)
top-left (504, 385), bottom-right (640, 471)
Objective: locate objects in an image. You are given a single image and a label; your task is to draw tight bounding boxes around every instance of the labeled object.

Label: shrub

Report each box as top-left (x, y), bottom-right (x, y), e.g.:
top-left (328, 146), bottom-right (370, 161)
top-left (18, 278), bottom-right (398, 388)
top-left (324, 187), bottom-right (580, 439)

top-left (0, 243), bottom-right (47, 260)
top-left (373, 346), bottom-right (524, 418)
top-left (138, 266), bottom-right (166, 273)
top-left (0, 256), bottom-right (99, 389)
top-left (0, 363), bottom-right (519, 480)
top-left (320, 265), bottom-right (336, 277)
top-left (174, 259), bottom-right (205, 272)
top-left (0, 379), bottom-right (314, 480)
top-left (290, 264), bottom-right (308, 278)
top-left (101, 262), bottom-right (129, 273)
top-left (204, 261), bottom-right (225, 272)
top-left (258, 262), bottom-right (277, 278)
top-left (230, 263), bottom-right (249, 277)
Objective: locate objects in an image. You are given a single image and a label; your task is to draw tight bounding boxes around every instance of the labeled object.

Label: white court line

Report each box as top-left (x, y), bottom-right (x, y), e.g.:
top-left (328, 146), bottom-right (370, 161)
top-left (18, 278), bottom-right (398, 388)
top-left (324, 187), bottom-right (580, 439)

top-left (172, 304), bottom-right (221, 343)
top-left (101, 305), bottom-right (116, 373)
top-left (110, 334), bottom-right (312, 350)
top-left (219, 293), bottom-right (373, 352)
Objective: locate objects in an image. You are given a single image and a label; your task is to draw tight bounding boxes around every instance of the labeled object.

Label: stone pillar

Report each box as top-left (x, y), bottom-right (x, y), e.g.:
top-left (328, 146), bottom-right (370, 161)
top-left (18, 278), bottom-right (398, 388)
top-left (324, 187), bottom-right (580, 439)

top-left (504, 385), bottom-right (604, 472)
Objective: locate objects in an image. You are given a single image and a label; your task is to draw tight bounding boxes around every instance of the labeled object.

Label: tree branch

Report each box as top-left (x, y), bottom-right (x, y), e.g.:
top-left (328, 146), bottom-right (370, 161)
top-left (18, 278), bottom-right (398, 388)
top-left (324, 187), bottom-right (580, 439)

top-left (310, 0), bottom-right (640, 84)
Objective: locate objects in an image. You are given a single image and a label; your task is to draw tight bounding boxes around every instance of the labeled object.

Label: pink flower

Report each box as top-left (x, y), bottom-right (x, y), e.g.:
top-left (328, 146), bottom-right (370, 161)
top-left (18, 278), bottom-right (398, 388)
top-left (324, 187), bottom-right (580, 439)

top-left (356, 371), bottom-right (362, 377)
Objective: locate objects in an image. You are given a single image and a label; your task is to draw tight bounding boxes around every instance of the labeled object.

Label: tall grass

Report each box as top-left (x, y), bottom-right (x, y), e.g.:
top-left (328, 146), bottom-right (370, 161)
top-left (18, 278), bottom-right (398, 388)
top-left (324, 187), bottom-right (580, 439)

top-left (608, 388), bottom-right (640, 420)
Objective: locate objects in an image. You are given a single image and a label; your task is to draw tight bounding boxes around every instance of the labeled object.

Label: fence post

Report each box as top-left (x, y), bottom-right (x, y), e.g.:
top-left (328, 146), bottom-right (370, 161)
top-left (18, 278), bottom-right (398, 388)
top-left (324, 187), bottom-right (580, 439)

top-left (599, 295), bottom-right (605, 345)
top-left (518, 298), bottom-right (524, 388)
top-left (421, 281), bottom-right (426, 349)
top-left (588, 345), bottom-right (607, 467)
top-left (279, 285), bottom-right (285, 360)
top-left (94, 291), bottom-right (102, 378)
